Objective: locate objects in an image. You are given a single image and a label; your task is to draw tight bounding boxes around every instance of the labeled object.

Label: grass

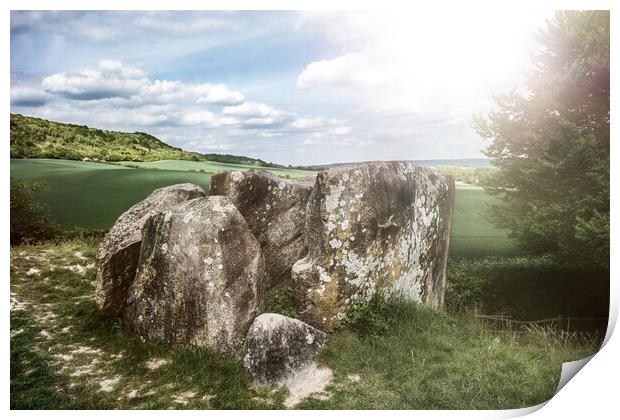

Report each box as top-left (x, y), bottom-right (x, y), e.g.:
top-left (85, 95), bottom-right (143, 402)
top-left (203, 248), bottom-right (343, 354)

top-left (9, 159), bottom-right (313, 230)
top-left (264, 287), bottom-right (298, 319)
top-left (299, 300), bottom-right (599, 409)
top-left (10, 158), bottom-right (608, 409)
top-left (10, 238), bottom-right (287, 409)
top-left (117, 159), bottom-right (315, 179)
top-left (450, 184), bottom-right (517, 258)
top-left (10, 159), bottom-right (513, 257)
top-left (10, 239), bottom-right (603, 409)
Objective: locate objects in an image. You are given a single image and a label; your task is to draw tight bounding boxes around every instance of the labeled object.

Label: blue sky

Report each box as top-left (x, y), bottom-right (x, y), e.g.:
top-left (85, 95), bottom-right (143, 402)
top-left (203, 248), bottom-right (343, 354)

top-left (10, 10), bottom-right (552, 165)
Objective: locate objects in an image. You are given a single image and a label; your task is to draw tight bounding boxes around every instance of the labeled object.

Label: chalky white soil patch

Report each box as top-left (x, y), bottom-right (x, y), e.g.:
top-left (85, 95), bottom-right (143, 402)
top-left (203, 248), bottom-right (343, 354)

top-left (39, 330), bottom-right (53, 340)
top-left (100, 377), bottom-right (121, 392)
top-left (54, 353), bottom-right (74, 362)
top-left (69, 362), bottom-right (98, 377)
top-left (145, 358), bottom-right (169, 370)
top-left (10, 294), bottom-right (27, 311)
top-left (347, 373), bottom-right (361, 383)
top-left (283, 363), bottom-right (333, 408)
top-left (173, 390), bottom-right (197, 405)
top-left (11, 328), bottom-right (24, 338)
top-left (70, 346), bottom-right (102, 355)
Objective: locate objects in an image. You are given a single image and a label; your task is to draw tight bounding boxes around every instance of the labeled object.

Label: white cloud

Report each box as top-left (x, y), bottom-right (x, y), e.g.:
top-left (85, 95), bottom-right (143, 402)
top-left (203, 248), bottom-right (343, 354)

top-left (97, 59), bottom-right (146, 78)
top-left (296, 10), bottom-right (553, 122)
top-left (42, 60), bottom-right (149, 100)
top-left (221, 101), bottom-right (296, 128)
top-left (222, 101), bottom-right (280, 118)
top-left (297, 53), bottom-right (386, 90)
top-left (195, 84), bottom-right (244, 106)
top-left (289, 116), bottom-right (340, 129)
top-left (10, 87), bottom-right (51, 107)
top-left (41, 60), bottom-right (244, 106)
top-left (328, 126), bottom-right (352, 136)
top-left (333, 138), bottom-right (373, 147)
top-left (258, 132), bottom-right (284, 138)
top-left (180, 111), bottom-right (221, 127)
top-left (127, 112), bottom-right (172, 126)
top-left (22, 59), bottom-right (353, 156)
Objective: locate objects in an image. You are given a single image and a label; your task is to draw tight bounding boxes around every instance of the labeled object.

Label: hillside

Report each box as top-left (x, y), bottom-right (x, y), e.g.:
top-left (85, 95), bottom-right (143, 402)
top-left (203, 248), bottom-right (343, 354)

top-left (10, 114), bottom-right (307, 168)
top-left (10, 114), bottom-right (207, 162)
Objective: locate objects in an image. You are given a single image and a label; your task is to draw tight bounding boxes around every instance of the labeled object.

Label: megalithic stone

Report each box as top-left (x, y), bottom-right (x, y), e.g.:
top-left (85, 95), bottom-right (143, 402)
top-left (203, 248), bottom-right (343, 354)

top-left (209, 169), bottom-right (315, 289)
top-left (95, 183), bottom-right (205, 317)
top-left (292, 162), bottom-right (454, 331)
top-left (123, 196), bottom-right (265, 357)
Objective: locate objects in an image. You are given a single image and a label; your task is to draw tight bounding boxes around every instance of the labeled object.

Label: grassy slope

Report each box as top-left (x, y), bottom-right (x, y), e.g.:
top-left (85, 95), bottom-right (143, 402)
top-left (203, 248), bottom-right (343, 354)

top-left (10, 114), bottom-right (205, 162)
top-left (10, 114), bottom-right (314, 169)
top-left (10, 239), bottom-right (599, 409)
top-left (10, 159), bottom-right (510, 257)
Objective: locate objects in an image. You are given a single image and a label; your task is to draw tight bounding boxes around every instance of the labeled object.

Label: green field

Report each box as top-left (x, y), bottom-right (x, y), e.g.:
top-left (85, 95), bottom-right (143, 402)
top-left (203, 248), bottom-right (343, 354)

top-left (450, 184), bottom-right (517, 258)
top-left (10, 158), bottom-right (514, 257)
top-left (118, 159), bottom-right (315, 179)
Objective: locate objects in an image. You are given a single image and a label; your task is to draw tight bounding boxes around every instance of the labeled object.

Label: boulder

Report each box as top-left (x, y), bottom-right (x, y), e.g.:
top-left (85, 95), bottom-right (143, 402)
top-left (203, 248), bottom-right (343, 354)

top-left (292, 162), bottom-right (454, 331)
top-left (209, 170), bottom-right (315, 289)
top-left (123, 196), bottom-right (265, 357)
top-left (243, 313), bottom-right (328, 384)
top-left (95, 183), bottom-right (205, 317)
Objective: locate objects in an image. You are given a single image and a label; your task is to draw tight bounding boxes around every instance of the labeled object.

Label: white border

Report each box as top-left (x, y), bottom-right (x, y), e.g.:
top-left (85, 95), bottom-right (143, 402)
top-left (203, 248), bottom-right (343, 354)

top-left (3, 1), bottom-right (618, 418)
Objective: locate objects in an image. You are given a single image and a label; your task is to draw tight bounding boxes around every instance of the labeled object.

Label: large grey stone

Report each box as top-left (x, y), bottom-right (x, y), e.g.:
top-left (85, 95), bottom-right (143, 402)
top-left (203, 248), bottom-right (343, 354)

top-left (209, 170), bottom-right (315, 289)
top-left (292, 162), bottom-right (454, 331)
top-left (243, 313), bottom-right (328, 384)
top-left (123, 196), bottom-right (265, 357)
top-left (95, 183), bottom-right (205, 317)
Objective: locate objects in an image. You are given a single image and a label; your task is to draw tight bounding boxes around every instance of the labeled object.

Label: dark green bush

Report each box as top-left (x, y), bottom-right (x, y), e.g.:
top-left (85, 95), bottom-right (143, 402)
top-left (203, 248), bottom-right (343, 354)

top-left (10, 178), bottom-right (60, 245)
top-left (445, 256), bottom-right (609, 327)
top-left (336, 292), bottom-right (397, 337)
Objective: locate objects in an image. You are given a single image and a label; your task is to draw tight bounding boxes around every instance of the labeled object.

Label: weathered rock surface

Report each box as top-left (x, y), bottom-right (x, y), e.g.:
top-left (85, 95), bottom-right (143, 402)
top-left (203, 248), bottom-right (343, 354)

top-left (123, 196), bottom-right (265, 356)
top-left (95, 183), bottom-right (205, 317)
top-left (209, 170), bottom-right (315, 289)
top-left (243, 313), bottom-right (328, 384)
top-left (292, 162), bottom-right (454, 331)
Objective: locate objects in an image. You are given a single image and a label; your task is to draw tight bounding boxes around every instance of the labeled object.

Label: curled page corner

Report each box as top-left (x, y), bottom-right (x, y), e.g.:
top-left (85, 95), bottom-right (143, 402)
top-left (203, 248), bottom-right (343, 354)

top-left (554, 355), bottom-right (595, 395)
top-left (506, 354), bottom-right (598, 418)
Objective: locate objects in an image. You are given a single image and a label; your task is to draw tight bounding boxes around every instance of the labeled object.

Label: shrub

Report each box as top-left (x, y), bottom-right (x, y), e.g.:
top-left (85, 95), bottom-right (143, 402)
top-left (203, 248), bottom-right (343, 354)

top-left (445, 255), bottom-right (609, 329)
top-left (336, 291), bottom-right (396, 336)
top-left (10, 178), bottom-right (60, 245)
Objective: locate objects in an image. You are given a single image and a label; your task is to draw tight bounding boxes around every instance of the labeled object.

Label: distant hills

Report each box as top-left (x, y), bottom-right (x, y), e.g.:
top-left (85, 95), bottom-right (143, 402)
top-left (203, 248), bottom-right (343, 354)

top-left (315, 158), bottom-right (491, 170)
top-left (9, 114), bottom-right (310, 169)
top-left (10, 113), bottom-right (490, 170)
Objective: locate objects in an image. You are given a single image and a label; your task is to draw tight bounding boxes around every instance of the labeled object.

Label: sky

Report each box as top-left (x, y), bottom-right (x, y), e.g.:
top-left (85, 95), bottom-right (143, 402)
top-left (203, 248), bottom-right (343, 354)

top-left (10, 10), bottom-right (553, 166)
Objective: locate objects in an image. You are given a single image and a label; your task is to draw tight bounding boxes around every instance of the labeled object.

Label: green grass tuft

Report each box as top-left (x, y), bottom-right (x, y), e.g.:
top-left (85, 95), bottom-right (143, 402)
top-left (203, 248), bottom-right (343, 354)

top-left (264, 287), bottom-right (297, 318)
